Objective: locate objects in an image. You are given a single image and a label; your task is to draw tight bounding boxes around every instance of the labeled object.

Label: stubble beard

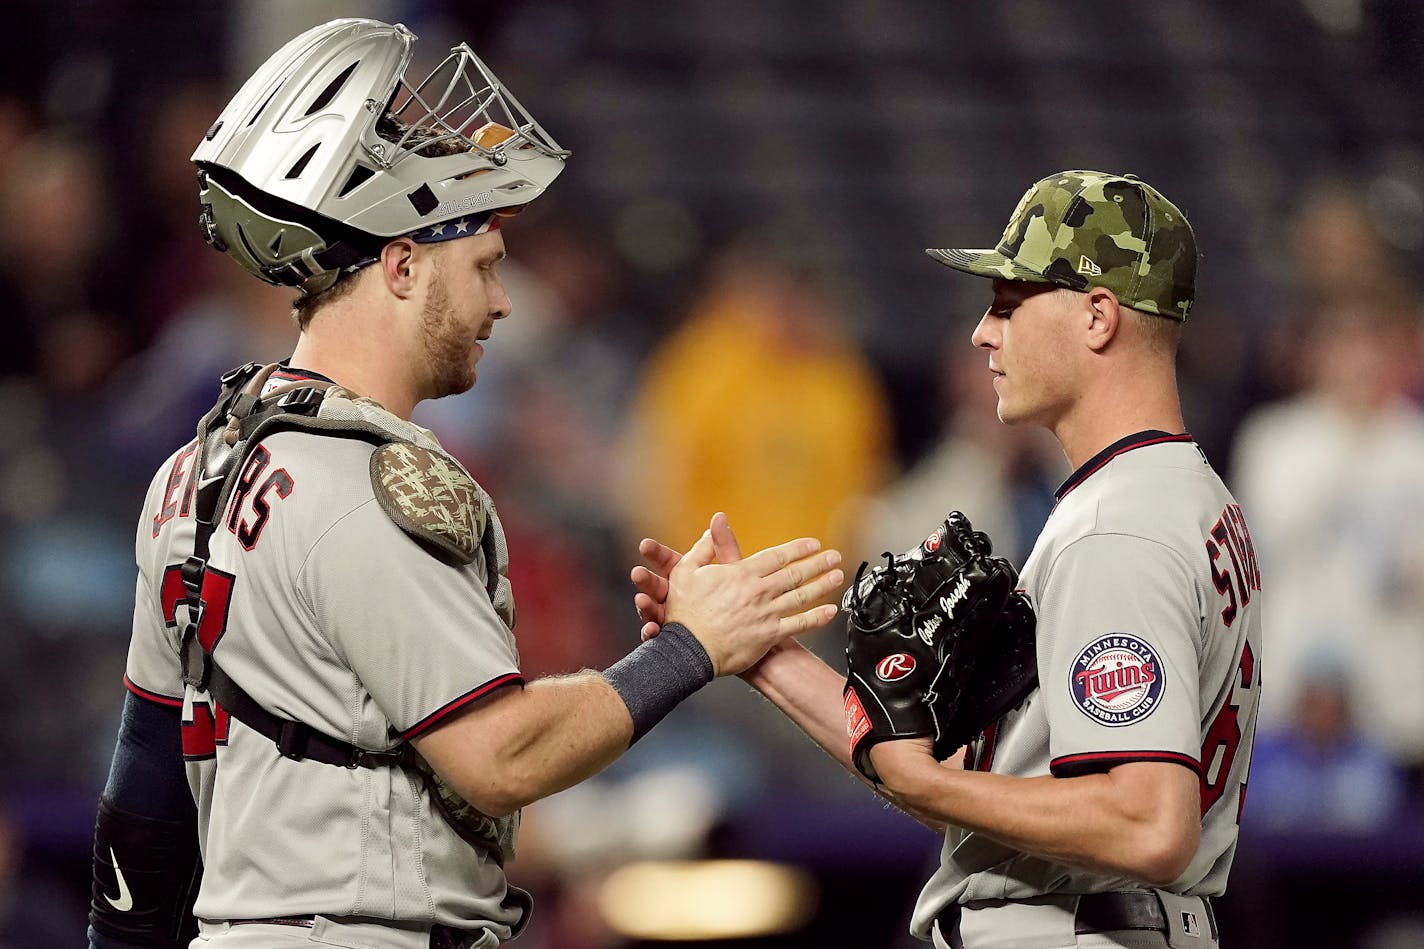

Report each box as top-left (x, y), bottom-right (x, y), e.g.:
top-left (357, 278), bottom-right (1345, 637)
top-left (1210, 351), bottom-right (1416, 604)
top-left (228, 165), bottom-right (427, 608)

top-left (420, 268), bottom-right (477, 399)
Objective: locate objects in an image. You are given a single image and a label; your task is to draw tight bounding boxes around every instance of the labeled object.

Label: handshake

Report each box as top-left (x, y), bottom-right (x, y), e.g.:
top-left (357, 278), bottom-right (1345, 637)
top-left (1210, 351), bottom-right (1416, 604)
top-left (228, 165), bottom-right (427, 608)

top-left (842, 512), bottom-right (1038, 783)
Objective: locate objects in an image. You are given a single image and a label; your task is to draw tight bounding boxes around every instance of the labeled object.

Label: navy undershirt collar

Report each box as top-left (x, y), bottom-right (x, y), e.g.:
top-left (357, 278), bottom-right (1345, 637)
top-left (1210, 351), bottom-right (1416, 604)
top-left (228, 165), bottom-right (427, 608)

top-left (1054, 429), bottom-right (1195, 502)
top-left (269, 360), bottom-right (338, 386)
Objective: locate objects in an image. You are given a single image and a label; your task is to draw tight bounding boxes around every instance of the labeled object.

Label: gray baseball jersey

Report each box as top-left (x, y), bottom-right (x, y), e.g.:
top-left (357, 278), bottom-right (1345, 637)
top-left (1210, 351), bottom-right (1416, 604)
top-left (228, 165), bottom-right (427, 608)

top-left (911, 432), bottom-right (1262, 941)
top-left (124, 371), bottom-right (529, 936)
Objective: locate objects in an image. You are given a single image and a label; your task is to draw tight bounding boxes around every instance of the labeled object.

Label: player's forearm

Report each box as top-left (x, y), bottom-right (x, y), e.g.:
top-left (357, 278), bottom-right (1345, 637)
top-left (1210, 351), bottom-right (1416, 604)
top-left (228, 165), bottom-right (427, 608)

top-left (744, 644), bottom-right (954, 829)
top-left (742, 641), bottom-right (856, 772)
top-left (416, 672), bottom-right (633, 817)
top-left (875, 749), bottom-right (1198, 884)
top-left (491, 673), bottom-right (635, 810)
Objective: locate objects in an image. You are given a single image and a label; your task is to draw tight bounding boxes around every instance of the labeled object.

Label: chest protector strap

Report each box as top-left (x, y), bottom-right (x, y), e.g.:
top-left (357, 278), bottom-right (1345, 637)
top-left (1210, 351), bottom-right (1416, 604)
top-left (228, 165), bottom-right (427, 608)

top-left (176, 363), bottom-right (410, 770)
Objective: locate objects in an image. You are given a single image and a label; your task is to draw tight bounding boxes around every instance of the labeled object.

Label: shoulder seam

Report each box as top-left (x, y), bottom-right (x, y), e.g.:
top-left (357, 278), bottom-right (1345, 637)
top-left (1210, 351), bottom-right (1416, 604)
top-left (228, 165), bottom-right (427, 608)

top-left (1041, 530), bottom-right (1196, 590)
top-left (294, 497), bottom-right (385, 670)
top-left (294, 496), bottom-right (384, 588)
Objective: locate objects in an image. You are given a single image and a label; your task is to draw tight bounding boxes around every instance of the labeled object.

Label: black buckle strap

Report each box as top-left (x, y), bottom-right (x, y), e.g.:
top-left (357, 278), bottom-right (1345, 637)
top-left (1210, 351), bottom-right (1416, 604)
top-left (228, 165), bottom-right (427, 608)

top-left (220, 362), bottom-right (262, 387)
top-left (231, 916), bottom-right (315, 928)
top-left (277, 386), bottom-right (326, 410)
top-left (935, 891), bottom-right (1215, 946)
top-left (177, 364), bottom-right (408, 771)
top-left (177, 556), bottom-right (212, 691)
top-left (1073, 891), bottom-right (1168, 935)
top-left (430, 924), bottom-right (491, 949)
top-left (206, 658), bottom-right (407, 770)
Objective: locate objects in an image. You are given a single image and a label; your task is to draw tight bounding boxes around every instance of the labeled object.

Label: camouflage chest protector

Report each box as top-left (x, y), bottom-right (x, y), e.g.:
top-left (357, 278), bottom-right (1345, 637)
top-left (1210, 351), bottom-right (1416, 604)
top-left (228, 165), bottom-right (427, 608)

top-left (175, 362), bottom-right (518, 861)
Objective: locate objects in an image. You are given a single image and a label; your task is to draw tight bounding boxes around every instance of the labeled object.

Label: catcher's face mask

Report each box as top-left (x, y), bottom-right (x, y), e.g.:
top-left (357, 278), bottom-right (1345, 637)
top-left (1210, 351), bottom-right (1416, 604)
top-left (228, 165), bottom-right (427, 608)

top-left (192, 18), bottom-right (568, 292)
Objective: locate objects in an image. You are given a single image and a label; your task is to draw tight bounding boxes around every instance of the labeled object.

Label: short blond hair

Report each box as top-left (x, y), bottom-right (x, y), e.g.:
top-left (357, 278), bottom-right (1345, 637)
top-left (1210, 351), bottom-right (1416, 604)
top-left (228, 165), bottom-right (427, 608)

top-left (291, 268), bottom-right (362, 330)
top-left (1127, 305), bottom-right (1183, 360)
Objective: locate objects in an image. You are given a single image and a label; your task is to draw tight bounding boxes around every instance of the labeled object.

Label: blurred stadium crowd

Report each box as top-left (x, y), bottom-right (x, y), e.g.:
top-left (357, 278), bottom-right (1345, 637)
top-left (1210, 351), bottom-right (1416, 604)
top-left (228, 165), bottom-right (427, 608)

top-left (2, 1), bottom-right (1424, 947)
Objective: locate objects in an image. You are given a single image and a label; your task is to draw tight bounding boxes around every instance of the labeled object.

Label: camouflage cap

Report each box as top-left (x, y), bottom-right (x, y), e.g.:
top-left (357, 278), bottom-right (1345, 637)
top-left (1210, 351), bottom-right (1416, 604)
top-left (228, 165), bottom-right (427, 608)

top-left (926, 170), bottom-right (1197, 321)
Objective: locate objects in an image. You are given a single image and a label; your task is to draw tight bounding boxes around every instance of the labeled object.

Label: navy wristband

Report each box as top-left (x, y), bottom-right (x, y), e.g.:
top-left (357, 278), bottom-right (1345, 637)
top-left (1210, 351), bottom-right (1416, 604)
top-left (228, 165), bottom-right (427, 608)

top-left (602, 622), bottom-right (715, 743)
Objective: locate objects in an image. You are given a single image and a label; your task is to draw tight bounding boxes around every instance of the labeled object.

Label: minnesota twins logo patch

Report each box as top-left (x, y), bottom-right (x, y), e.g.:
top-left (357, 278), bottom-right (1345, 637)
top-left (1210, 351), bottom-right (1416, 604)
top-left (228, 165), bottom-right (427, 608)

top-left (1069, 633), bottom-right (1164, 726)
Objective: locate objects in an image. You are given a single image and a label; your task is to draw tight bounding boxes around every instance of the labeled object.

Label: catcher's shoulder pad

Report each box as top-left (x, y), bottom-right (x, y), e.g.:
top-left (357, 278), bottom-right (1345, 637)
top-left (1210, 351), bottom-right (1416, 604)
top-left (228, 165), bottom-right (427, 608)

top-left (369, 442), bottom-right (486, 565)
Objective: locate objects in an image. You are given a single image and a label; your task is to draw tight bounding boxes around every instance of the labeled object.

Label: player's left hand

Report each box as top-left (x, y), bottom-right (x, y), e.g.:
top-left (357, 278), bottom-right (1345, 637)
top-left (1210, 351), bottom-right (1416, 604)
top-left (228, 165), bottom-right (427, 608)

top-left (631, 513), bottom-right (744, 639)
top-left (655, 516), bottom-right (843, 677)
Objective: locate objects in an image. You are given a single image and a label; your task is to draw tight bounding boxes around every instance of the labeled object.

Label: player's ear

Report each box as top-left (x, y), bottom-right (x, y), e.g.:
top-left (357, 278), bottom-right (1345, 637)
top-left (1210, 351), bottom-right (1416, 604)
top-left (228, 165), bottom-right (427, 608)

top-left (1082, 286), bottom-right (1120, 353)
top-left (378, 238), bottom-right (421, 300)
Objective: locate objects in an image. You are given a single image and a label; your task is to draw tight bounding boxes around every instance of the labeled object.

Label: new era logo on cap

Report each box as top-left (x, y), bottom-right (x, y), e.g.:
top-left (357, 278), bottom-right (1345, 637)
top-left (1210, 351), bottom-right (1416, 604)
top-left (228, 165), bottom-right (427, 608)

top-left (1078, 255), bottom-right (1102, 276)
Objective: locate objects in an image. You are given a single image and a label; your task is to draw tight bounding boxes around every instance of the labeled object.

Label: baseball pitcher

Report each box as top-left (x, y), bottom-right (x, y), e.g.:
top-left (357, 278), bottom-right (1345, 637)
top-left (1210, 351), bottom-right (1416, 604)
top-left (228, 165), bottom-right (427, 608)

top-left (635, 171), bottom-right (1261, 949)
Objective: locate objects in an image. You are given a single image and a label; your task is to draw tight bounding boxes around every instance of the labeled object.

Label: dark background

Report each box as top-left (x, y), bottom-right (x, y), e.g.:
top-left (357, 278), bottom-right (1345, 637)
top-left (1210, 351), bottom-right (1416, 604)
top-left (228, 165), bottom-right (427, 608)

top-left (2, 2), bottom-right (1423, 947)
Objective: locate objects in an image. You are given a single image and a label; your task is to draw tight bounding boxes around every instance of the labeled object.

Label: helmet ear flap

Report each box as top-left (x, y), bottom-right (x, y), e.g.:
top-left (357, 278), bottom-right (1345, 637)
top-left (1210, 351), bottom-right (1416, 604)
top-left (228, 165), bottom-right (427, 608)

top-left (196, 166), bottom-right (381, 290)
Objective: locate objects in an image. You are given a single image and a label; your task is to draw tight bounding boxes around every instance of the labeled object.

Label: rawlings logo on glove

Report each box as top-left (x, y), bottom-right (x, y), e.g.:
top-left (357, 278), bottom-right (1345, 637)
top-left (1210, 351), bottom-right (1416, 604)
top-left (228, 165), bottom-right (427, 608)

top-left (842, 511), bottom-right (1038, 782)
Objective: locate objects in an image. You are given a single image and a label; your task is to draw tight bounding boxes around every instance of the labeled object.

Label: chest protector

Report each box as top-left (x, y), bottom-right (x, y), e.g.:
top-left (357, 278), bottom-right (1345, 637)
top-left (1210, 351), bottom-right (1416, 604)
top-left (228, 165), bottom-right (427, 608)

top-left (175, 362), bottom-right (519, 862)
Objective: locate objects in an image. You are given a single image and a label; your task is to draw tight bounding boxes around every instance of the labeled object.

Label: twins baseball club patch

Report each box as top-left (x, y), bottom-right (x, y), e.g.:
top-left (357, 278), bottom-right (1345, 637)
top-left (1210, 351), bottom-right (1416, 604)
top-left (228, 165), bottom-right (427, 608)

top-left (1069, 633), bottom-right (1165, 726)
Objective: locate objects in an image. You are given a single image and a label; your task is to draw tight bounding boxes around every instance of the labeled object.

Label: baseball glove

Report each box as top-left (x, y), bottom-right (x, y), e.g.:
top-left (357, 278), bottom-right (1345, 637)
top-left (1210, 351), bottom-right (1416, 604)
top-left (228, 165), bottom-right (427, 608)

top-left (842, 512), bottom-right (1036, 782)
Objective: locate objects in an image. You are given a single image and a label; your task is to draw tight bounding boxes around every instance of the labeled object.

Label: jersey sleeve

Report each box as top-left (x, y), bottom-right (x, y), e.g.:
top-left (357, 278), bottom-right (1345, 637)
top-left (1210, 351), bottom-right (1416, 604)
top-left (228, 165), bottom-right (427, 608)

top-left (124, 460), bottom-right (187, 705)
top-left (298, 498), bottom-right (523, 739)
top-left (1037, 533), bottom-right (1202, 778)
top-left (123, 571), bottom-right (186, 705)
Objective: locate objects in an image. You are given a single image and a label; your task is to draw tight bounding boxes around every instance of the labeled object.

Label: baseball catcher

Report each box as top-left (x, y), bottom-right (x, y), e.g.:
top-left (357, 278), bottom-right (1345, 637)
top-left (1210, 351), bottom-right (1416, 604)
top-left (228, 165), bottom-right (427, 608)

top-left (842, 511), bottom-right (1037, 782)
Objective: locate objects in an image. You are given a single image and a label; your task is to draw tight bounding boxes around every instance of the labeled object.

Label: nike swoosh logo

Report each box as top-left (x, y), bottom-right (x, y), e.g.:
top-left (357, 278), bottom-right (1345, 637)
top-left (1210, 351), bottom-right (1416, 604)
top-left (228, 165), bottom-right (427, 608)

top-left (104, 847), bottom-right (134, 912)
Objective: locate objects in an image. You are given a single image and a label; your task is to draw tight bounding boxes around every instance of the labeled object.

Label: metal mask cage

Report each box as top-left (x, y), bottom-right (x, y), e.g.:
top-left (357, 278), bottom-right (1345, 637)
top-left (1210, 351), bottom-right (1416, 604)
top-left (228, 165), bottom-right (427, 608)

top-left (375, 44), bottom-right (569, 169)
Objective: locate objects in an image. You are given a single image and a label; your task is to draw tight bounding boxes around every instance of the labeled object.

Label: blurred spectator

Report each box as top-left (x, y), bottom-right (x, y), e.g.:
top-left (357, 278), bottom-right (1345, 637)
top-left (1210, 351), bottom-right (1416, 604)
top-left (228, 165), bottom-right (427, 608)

top-left (0, 804), bottom-right (75, 947)
top-left (0, 133), bottom-right (128, 393)
top-left (1256, 182), bottom-right (1421, 403)
top-left (101, 252), bottom-right (296, 478)
top-left (619, 238), bottom-right (892, 558)
top-left (0, 93), bottom-right (33, 201)
top-left (1231, 291), bottom-right (1424, 766)
top-left (416, 215), bottom-right (646, 679)
top-left (420, 213), bottom-right (644, 509)
top-left (1247, 653), bottom-right (1407, 831)
top-left (1287, 182), bottom-right (1413, 308)
top-left (132, 83), bottom-right (234, 346)
top-left (861, 327), bottom-right (1062, 566)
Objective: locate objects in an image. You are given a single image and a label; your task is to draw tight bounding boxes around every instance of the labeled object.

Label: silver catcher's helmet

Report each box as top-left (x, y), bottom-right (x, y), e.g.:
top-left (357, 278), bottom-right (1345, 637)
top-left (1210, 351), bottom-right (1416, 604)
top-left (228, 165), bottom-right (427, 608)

top-left (192, 18), bottom-right (569, 293)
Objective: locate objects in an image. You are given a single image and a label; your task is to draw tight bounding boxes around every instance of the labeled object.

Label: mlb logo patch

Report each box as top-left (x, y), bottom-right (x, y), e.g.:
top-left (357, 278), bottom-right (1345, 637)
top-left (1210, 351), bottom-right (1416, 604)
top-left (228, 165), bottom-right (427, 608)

top-left (1182, 911), bottom-right (1201, 937)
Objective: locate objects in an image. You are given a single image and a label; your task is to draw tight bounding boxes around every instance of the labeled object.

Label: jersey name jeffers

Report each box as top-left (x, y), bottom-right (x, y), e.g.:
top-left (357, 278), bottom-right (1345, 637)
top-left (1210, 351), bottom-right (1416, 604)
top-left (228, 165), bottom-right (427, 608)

top-left (222, 445), bottom-right (295, 551)
top-left (151, 440), bottom-right (199, 538)
top-left (1205, 502), bottom-right (1261, 627)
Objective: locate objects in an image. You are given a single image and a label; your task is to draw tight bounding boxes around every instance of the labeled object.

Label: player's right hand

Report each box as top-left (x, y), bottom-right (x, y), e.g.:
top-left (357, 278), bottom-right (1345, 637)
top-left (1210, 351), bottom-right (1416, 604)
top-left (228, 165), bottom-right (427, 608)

top-left (656, 517), bottom-right (842, 677)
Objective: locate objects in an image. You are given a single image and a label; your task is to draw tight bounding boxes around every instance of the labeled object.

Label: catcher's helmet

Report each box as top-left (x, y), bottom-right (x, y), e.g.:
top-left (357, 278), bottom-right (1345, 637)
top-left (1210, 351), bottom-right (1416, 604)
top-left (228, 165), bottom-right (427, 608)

top-left (192, 18), bottom-right (568, 293)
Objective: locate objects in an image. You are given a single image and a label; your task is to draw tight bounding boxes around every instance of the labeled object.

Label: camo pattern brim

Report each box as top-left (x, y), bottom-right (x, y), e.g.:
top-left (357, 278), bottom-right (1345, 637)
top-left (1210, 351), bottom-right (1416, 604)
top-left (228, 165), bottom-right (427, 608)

top-left (925, 247), bottom-right (1053, 285)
